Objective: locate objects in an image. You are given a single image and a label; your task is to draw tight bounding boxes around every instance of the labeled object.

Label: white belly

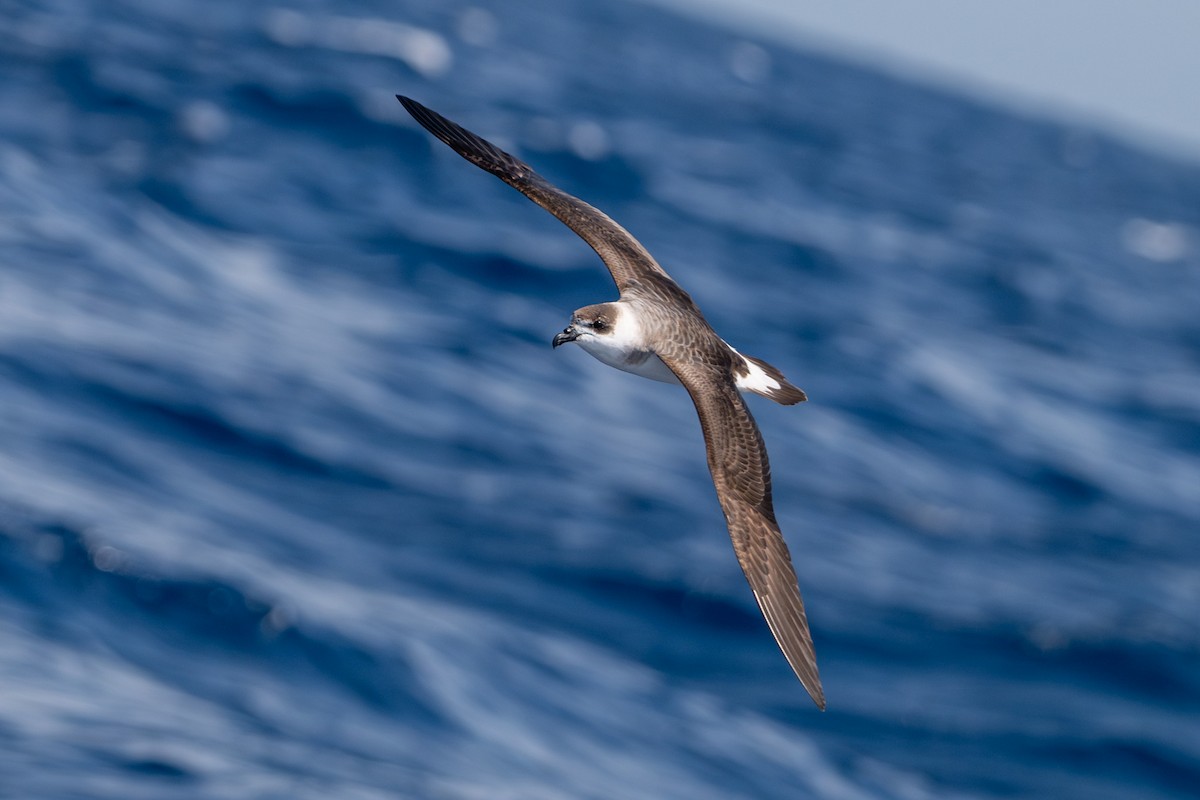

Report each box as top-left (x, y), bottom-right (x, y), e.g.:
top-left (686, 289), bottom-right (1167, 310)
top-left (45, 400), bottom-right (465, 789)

top-left (578, 338), bottom-right (681, 384)
top-left (578, 331), bottom-right (771, 394)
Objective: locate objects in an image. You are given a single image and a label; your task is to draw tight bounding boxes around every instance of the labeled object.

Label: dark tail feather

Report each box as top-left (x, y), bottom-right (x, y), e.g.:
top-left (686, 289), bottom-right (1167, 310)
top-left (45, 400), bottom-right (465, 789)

top-left (742, 355), bottom-right (807, 405)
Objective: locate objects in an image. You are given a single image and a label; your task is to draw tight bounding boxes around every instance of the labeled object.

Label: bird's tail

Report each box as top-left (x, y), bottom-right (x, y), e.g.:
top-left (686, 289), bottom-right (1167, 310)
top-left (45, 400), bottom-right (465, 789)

top-left (737, 354), bottom-right (808, 405)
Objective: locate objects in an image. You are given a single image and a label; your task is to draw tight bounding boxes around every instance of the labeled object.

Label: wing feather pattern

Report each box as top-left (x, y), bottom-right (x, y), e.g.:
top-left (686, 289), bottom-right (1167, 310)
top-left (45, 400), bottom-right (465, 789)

top-left (663, 356), bottom-right (826, 710)
top-left (400, 96), bottom-right (823, 708)
top-left (398, 96), bottom-right (684, 302)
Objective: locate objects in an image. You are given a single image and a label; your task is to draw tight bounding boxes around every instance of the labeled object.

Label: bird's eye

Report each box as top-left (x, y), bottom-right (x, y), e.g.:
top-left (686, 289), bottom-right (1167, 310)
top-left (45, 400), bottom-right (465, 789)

top-left (593, 320), bottom-right (608, 331)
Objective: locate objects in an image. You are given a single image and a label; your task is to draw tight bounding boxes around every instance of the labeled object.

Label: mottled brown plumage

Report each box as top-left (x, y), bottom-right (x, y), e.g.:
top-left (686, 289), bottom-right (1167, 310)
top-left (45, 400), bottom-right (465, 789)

top-left (399, 95), bottom-right (824, 709)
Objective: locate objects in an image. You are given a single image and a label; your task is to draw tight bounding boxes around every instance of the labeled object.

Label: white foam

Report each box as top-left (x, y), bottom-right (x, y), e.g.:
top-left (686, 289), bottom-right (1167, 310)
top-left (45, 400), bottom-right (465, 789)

top-left (263, 10), bottom-right (452, 77)
top-left (1121, 217), bottom-right (1191, 263)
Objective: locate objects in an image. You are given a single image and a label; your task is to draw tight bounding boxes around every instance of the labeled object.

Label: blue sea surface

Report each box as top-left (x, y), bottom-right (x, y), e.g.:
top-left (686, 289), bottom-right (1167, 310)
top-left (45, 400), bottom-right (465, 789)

top-left (2, 1), bottom-right (1199, 797)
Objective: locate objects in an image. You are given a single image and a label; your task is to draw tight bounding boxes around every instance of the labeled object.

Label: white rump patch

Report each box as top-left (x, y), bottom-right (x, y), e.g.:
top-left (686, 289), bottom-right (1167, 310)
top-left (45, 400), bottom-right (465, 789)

top-left (734, 355), bottom-right (782, 394)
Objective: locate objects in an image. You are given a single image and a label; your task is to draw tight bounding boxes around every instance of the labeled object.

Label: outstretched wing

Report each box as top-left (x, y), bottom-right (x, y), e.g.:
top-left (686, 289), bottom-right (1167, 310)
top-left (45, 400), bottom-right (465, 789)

top-left (662, 355), bottom-right (826, 709)
top-left (398, 96), bottom-right (686, 303)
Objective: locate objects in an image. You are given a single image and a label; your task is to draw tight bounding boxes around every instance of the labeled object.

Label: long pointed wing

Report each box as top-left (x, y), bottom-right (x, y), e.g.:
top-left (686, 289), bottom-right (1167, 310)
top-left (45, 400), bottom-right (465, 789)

top-left (663, 356), bottom-right (826, 709)
top-left (398, 96), bottom-right (684, 301)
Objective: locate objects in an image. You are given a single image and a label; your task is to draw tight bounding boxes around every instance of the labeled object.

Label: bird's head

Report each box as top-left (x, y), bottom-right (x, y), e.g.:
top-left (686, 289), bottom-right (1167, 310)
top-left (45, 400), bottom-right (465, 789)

top-left (552, 303), bottom-right (617, 348)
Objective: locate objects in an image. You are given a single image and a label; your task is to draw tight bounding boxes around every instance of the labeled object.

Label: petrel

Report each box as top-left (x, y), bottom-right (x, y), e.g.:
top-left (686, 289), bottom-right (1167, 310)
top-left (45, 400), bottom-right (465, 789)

top-left (398, 96), bottom-right (825, 709)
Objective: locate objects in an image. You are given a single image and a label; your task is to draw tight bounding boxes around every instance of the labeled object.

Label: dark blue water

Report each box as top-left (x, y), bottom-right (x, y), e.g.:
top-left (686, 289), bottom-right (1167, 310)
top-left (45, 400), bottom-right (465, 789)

top-left (2, 1), bottom-right (1199, 797)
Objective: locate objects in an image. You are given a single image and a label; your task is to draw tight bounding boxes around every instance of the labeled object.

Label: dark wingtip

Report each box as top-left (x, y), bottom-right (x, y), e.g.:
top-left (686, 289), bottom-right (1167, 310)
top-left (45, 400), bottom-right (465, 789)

top-left (799, 669), bottom-right (826, 710)
top-left (394, 94), bottom-right (530, 182)
top-left (796, 664), bottom-right (825, 710)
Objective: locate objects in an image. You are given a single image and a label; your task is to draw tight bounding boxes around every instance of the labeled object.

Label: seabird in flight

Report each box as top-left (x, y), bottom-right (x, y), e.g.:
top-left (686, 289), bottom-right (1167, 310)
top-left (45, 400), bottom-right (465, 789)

top-left (398, 96), bottom-right (825, 709)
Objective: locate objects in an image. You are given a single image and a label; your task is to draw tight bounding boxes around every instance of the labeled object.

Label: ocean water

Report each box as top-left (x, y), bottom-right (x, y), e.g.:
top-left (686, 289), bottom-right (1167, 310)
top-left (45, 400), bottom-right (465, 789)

top-left (2, 1), bottom-right (1199, 798)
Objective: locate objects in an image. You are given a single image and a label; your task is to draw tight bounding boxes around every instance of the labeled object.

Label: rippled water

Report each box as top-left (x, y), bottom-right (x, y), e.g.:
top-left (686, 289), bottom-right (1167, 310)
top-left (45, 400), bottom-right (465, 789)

top-left (2, 1), bottom-right (1199, 798)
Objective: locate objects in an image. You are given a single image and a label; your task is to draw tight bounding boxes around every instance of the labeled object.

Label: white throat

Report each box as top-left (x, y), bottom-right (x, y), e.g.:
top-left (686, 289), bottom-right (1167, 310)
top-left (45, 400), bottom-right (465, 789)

top-left (574, 304), bottom-right (680, 385)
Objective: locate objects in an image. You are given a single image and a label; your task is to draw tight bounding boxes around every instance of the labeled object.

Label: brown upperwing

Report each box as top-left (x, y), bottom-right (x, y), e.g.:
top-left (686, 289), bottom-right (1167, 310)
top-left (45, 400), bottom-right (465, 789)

top-left (661, 353), bottom-right (826, 709)
top-left (402, 95), bottom-right (823, 706)
top-left (398, 96), bottom-right (688, 305)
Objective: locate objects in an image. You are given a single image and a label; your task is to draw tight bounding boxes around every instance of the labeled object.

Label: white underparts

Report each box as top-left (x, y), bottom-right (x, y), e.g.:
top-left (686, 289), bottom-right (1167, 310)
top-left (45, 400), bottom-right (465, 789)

top-left (571, 307), bottom-right (783, 395)
top-left (575, 304), bottom-right (682, 384)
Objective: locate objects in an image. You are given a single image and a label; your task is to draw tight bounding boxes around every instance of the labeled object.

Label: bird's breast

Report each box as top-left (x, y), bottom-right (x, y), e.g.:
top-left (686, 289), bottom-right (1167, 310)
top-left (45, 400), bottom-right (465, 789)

top-left (577, 337), bottom-right (681, 385)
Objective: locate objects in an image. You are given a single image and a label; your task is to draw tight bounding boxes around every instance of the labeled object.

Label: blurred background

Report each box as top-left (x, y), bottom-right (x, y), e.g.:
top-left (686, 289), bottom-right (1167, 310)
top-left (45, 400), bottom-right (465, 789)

top-left (1, 1), bottom-right (1198, 798)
